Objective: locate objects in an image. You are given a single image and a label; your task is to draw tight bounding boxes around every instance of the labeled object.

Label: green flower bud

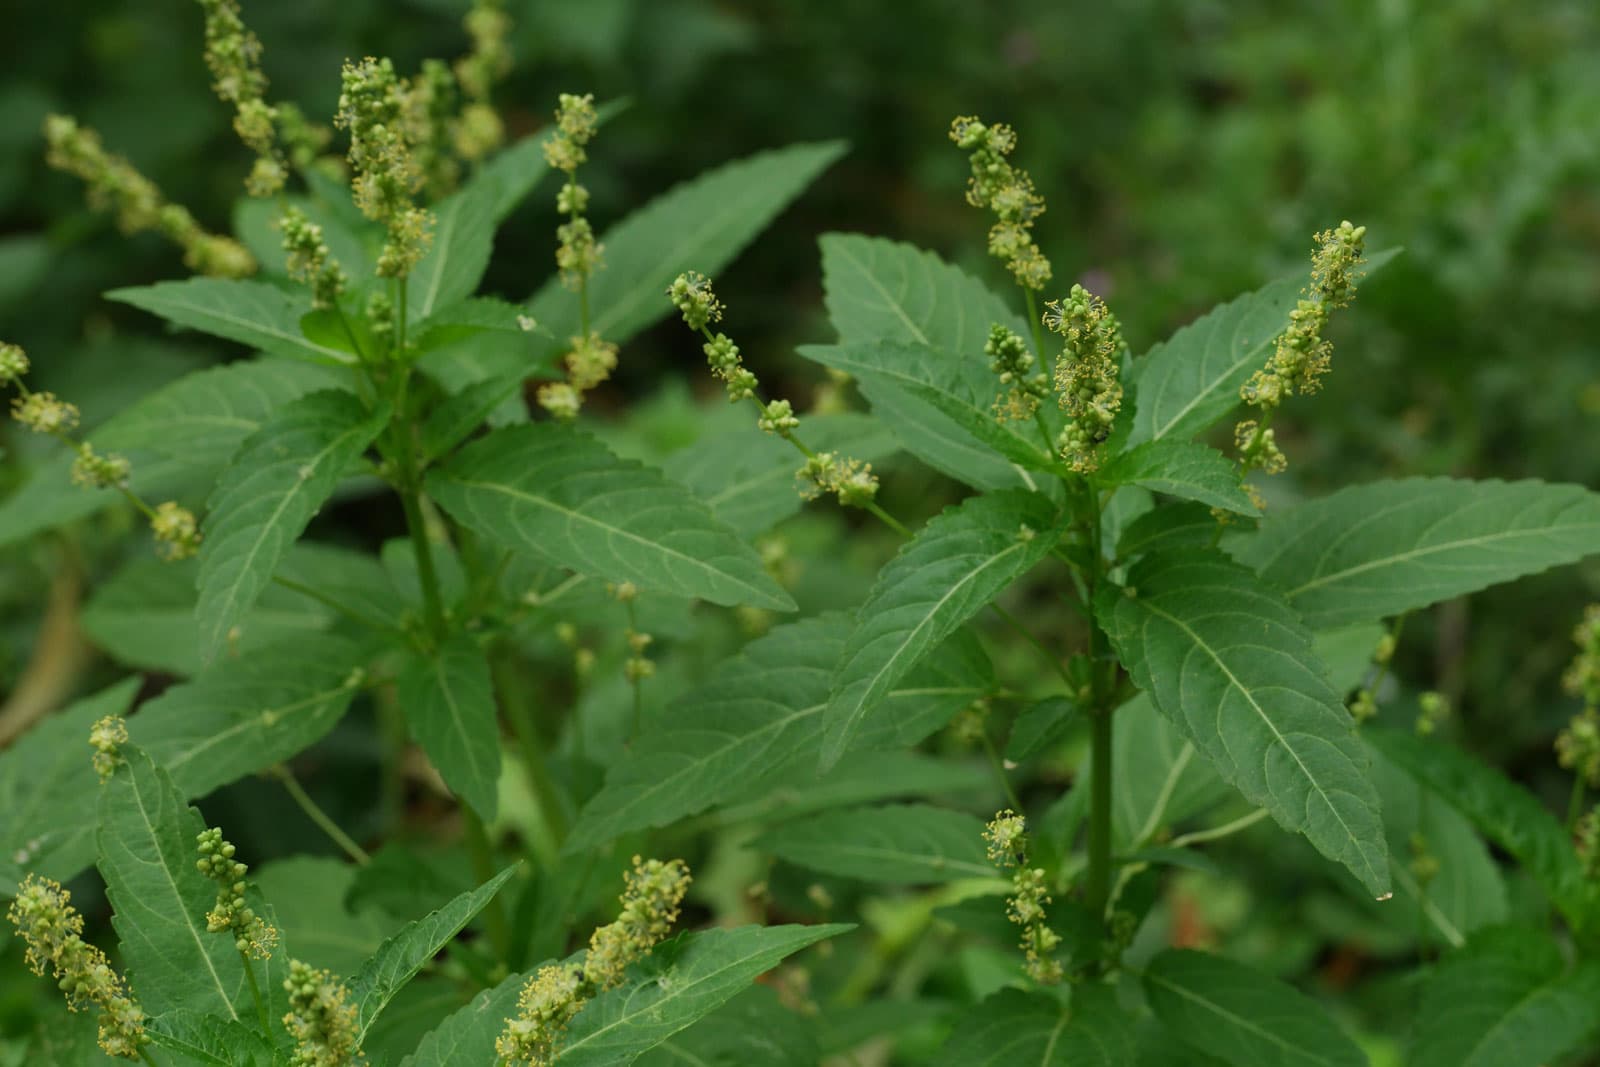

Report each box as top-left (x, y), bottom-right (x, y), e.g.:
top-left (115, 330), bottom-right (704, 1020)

top-left (11, 391), bottom-right (80, 435)
top-left (282, 959), bottom-right (360, 1066)
top-left (949, 114), bottom-right (1051, 290)
top-left (0, 342), bottom-right (31, 383)
top-left (89, 716), bottom-right (129, 783)
top-left (151, 501), bottom-right (202, 561)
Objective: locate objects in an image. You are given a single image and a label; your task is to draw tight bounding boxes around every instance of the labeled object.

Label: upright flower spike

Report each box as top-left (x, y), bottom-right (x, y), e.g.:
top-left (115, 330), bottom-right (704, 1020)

top-left (43, 115), bottom-right (255, 277)
top-left (405, 59), bottom-right (463, 198)
top-left (196, 828), bottom-right (279, 959)
top-left (7, 876), bottom-right (149, 1059)
top-left (497, 856), bottom-right (692, 1066)
top-left (949, 115), bottom-right (1052, 290)
top-left (987, 323), bottom-right (1049, 422)
top-left (282, 959), bottom-right (362, 1066)
top-left (336, 57), bottom-right (433, 279)
top-left (983, 810), bottom-right (1061, 984)
top-left (194, 0), bottom-right (289, 195)
top-left (453, 0), bottom-right (513, 161)
top-left (1046, 284), bottom-right (1126, 472)
top-left (1235, 221), bottom-right (1367, 476)
top-left (280, 206), bottom-right (348, 310)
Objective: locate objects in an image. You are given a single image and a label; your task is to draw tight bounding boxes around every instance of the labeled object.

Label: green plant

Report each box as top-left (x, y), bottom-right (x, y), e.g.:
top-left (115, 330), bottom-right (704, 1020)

top-left (4, 3), bottom-right (1600, 1065)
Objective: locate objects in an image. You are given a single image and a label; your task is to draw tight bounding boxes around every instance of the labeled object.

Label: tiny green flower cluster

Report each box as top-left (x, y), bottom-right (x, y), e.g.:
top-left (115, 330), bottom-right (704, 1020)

top-left (454, 0), bottom-right (513, 160)
top-left (948, 116), bottom-right (1051, 290)
top-left (89, 715), bottom-right (128, 783)
top-left (1236, 221), bottom-right (1367, 479)
top-left (1414, 690), bottom-right (1449, 737)
top-left (608, 582), bottom-right (656, 682)
top-left (283, 958), bottom-right (363, 1066)
top-left (983, 810), bottom-right (1061, 984)
top-left (1558, 606), bottom-right (1600, 788)
top-left (538, 94), bottom-right (617, 420)
top-left (196, 828), bottom-right (279, 959)
top-left (194, 0), bottom-right (294, 195)
top-left (668, 271), bottom-right (880, 508)
top-left (280, 206), bottom-right (348, 310)
top-left (43, 115), bottom-right (256, 278)
top-left (1577, 805), bottom-right (1600, 881)
top-left (497, 856), bottom-right (692, 1065)
top-left (405, 60), bottom-right (463, 199)
top-left (987, 324), bottom-right (1049, 422)
top-left (336, 58), bottom-right (433, 278)
top-left (3, 341), bottom-right (201, 559)
top-left (1047, 285), bottom-right (1126, 472)
top-left (7, 875), bottom-right (148, 1059)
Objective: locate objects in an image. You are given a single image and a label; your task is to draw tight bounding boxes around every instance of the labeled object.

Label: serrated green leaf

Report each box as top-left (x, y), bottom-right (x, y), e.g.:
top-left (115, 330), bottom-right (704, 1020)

top-left (97, 748), bottom-right (249, 1020)
top-left (754, 803), bottom-right (991, 883)
top-left (396, 633), bottom-right (502, 820)
top-left (931, 985), bottom-right (1135, 1067)
top-left (524, 141), bottom-right (845, 365)
top-left (1368, 746), bottom-right (1506, 948)
top-left (800, 340), bottom-right (1059, 473)
top-left (108, 278), bottom-right (354, 365)
top-left (1365, 727), bottom-right (1588, 928)
top-left (428, 423), bottom-right (794, 610)
top-left (419, 372), bottom-right (527, 459)
top-left (1097, 551), bottom-right (1389, 895)
top-left (83, 557), bottom-right (333, 675)
top-left (1128, 248), bottom-right (1398, 446)
top-left (351, 866), bottom-right (517, 1043)
top-left (0, 680), bottom-right (141, 881)
top-left (408, 180), bottom-right (499, 319)
top-left (554, 923), bottom-right (852, 1065)
top-left (197, 389), bottom-right (390, 660)
top-left (1407, 926), bottom-right (1600, 1067)
top-left (822, 490), bottom-right (1063, 770)
top-left (1143, 950), bottom-right (1367, 1067)
top-left (1110, 695), bottom-right (1230, 849)
top-left (567, 614), bottom-right (990, 850)
top-left (717, 750), bottom-right (991, 826)
top-left (663, 412), bottom-right (899, 538)
top-left (147, 1012), bottom-right (278, 1067)
top-left (1116, 502), bottom-right (1220, 563)
top-left (1100, 439), bottom-right (1257, 515)
top-left (403, 967), bottom-right (524, 1067)
top-left (1236, 477), bottom-right (1600, 628)
top-left (635, 986), bottom-right (820, 1067)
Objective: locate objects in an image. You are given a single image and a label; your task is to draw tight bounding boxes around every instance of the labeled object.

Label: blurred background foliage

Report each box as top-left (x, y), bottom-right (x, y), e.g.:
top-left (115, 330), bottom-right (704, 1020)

top-left (3, 0), bottom-right (1600, 1055)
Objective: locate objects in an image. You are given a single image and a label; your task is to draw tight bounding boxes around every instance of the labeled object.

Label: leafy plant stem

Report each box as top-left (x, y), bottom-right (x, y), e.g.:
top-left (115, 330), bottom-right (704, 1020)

top-left (1168, 808), bottom-right (1269, 848)
top-left (461, 806), bottom-right (511, 961)
top-left (272, 764), bottom-right (370, 865)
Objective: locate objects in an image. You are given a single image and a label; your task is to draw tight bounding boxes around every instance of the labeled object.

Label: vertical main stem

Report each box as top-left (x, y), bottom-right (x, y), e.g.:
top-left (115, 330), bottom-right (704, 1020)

top-left (1085, 706), bottom-right (1113, 923)
top-left (462, 807), bottom-right (511, 961)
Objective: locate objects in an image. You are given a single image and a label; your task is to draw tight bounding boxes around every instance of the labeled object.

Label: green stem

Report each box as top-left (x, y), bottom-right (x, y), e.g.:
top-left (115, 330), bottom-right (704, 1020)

top-left (492, 652), bottom-right (568, 853)
top-left (462, 807), bottom-right (511, 960)
top-left (139, 1048), bottom-right (164, 1067)
top-left (1085, 706), bottom-right (1113, 923)
top-left (399, 484), bottom-right (447, 642)
top-left (1023, 287), bottom-right (1048, 367)
top-left (237, 947), bottom-right (271, 1034)
top-left (1568, 775), bottom-right (1588, 832)
top-left (1168, 808), bottom-right (1269, 849)
top-left (273, 765), bottom-right (370, 865)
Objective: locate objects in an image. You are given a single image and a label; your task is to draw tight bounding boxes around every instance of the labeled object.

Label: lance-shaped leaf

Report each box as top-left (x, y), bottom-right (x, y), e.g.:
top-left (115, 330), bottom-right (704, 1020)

top-left (108, 278), bottom-right (354, 365)
top-left (1407, 926), bottom-right (1600, 1067)
top-left (815, 233), bottom-right (1045, 491)
top-left (754, 804), bottom-right (992, 884)
top-left (931, 985), bottom-right (1135, 1067)
top-left (800, 340), bottom-right (1059, 472)
top-left (350, 866), bottom-right (517, 1044)
top-left (396, 633), bottom-right (502, 821)
top-left (664, 413), bottom-right (900, 539)
top-left (97, 748), bottom-right (249, 1020)
top-left (147, 1012), bottom-right (278, 1067)
top-left (1236, 477), bottom-right (1600, 628)
top-left (821, 489), bottom-right (1063, 770)
top-left (1143, 950), bottom-right (1367, 1067)
top-left (1128, 248), bottom-right (1398, 447)
top-left (0, 679), bottom-right (141, 882)
top-left (1096, 551), bottom-right (1389, 895)
top-left (197, 389), bottom-right (390, 660)
top-left (408, 179), bottom-right (499, 319)
top-left (553, 924), bottom-right (852, 1065)
top-left (567, 615), bottom-right (991, 850)
top-left (427, 423), bottom-right (794, 610)
top-left (1099, 439), bottom-right (1257, 515)
top-left (635, 987), bottom-right (819, 1067)
top-left (1365, 727), bottom-right (1588, 928)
